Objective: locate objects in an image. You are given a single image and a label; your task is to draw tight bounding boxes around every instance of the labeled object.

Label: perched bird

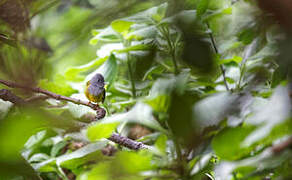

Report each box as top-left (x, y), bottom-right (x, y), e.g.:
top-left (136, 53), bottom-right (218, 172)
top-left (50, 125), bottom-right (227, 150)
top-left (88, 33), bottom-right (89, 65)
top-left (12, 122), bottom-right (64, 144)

top-left (85, 73), bottom-right (106, 103)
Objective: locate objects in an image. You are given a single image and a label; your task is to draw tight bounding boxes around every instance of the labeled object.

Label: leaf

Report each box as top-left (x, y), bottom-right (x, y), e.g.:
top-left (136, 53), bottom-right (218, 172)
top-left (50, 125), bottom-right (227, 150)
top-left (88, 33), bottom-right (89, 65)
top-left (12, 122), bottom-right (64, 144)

top-left (144, 94), bottom-right (170, 113)
top-left (0, 99), bottom-right (13, 120)
top-left (87, 122), bottom-right (120, 141)
top-left (111, 20), bottom-right (134, 36)
top-left (89, 27), bottom-right (121, 45)
top-left (0, 108), bottom-right (48, 161)
top-left (115, 150), bottom-right (154, 173)
top-left (38, 74), bottom-right (78, 96)
top-left (202, 7), bottom-right (232, 22)
top-left (86, 54), bottom-right (118, 87)
top-left (238, 28), bottom-right (256, 45)
top-left (88, 102), bottom-right (167, 134)
top-left (51, 141), bottom-right (67, 157)
top-left (121, 3), bottom-right (168, 24)
top-left (219, 56), bottom-right (243, 65)
top-left (24, 130), bottom-right (47, 150)
top-left (197, 0), bottom-right (209, 18)
top-left (33, 158), bottom-right (56, 172)
top-left (193, 92), bottom-right (239, 130)
top-left (126, 25), bottom-right (157, 41)
top-left (28, 153), bottom-right (50, 163)
top-left (113, 44), bottom-right (153, 53)
top-left (190, 153), bottom-right (213, 175)
top-left (212, 125), bottom-right (256, 161)
top-left (243, 85), bottom-right (291, 146)
top-left (214, 143), bottom-right (292, 180)
top-left (65, 57), bottom-right (108, 82)
top-left (154, 134), bottom-right (167, 155)
top-left (0, 34), bottom-right (17, 47)
top-left (56, 141), bottom-right (107, 169)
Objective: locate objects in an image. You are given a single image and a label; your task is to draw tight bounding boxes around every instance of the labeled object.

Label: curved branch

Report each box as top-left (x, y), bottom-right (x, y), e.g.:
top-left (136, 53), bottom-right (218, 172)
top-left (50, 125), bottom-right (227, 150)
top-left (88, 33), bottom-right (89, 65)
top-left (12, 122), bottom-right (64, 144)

top-left (0, 79), bottom-right (148, 150)
top-left (0, 79), bottom-right (100, 110)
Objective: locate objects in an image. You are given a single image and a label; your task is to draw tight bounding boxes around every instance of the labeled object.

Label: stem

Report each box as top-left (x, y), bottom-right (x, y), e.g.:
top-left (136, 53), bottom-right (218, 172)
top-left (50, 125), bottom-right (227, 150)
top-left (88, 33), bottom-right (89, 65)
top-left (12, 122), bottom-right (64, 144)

top-left (123, 39), bottom-right (136, 98)
top-left (160, 26), bottom-right (179, 74)
top-left (206, 23), bottom-right (230, 91)
top-left (127, 52), bottom-right (136, 98)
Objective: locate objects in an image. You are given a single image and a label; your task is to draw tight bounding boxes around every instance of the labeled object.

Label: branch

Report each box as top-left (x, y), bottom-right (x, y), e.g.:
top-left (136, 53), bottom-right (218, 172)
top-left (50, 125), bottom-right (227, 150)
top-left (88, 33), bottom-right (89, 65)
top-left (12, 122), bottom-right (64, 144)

top-left (272, 136), bottom-right (292, 154)
top-left (0, 89), bottom-right (25, 104)
top-left (0, 79), bottom-right (148, 150)
top-left (206, 23), bottom-right (230, 91)
top-left (0, 79), bottom-right (100, 110)
top-left (108, 133), bottom-right (149, 150)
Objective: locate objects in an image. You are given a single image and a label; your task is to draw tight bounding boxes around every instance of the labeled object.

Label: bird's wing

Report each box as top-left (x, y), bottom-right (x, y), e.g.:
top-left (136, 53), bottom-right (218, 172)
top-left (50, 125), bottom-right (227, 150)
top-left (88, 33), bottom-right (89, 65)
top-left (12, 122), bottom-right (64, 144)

top-left (88, 85), bottom-right (104, 96)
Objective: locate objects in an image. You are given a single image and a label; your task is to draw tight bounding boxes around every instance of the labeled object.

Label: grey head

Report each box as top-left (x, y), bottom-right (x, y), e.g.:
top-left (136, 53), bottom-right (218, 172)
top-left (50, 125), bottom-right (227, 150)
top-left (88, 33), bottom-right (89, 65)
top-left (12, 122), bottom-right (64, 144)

top-left (90, 73), bottom-right (105, 87)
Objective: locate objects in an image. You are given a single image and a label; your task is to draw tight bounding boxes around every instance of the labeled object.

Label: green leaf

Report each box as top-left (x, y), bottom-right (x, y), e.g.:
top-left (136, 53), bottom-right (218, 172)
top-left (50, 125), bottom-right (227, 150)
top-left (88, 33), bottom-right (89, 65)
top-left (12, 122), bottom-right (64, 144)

top-left (193, 92), bottom-right (238, 130)
top-left (87, 54), bottom-right (118, 87)
top-left (0, 99), bottom-right (12, 120)
top-left (125, 25), bottom-right (157, 41)
top-left (202, 7), bottom-right (232, 22)
top-left (89, 27), bottom-right (121, 45)
top-left (113, 44), bottom-right (152, 53)
top-left (65, 57), bottom-right (108, 82)
top-left (28, 153), bottom-right (50, 163)
top-left (243, 85), bottom-right (291, 146)
top-left (121, 3), bottom-right (168, 24)
top-left (33, 158), bottom-right (56, 172)
top-left (144, 94), bottom-right (170, 113)
top-left (212, 125), bottom-right (256, 161)
top-left (0, 108), bottom-right (48, 161)
top-left (115, 150), bottom-right (153, 173)
top-left (51, 141), bottom-right (67, 157)
top-left (238, 28), bottom-right (256, 45)
top-left (197, 0), bottom-right (209, 18)
top-left (89, 102), bottom-right (167, 134)
top-left (38, 74), bottom-right (78, 96)
top-left (219, 56), bottom-right (242, 65)
top-left (87, 122), bottom-right (120, 141)
top-left (111, 20), bottom-right (134, 36)
top-left (154, 134), bottom-right (167, 155)
top-left (56, 141), bottom-right (107, 169)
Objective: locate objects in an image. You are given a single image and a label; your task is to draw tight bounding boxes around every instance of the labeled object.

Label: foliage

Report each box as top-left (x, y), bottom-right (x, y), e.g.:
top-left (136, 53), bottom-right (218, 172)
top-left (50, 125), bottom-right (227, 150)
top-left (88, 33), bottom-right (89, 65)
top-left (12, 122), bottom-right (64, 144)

top-left (0, 0), bottom-right (291, 180)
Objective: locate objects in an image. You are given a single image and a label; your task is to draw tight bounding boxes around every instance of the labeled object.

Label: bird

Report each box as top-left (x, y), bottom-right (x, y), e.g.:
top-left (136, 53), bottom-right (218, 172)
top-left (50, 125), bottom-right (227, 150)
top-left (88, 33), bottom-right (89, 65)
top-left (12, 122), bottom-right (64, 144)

top-left (85, 73), bottom-right (106, 103)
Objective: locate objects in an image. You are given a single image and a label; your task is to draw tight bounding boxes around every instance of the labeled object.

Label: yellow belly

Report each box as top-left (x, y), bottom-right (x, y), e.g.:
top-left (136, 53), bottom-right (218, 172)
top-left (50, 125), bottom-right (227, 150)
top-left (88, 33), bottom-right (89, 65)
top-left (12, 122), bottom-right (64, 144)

top-left (85, 84), bottom-right (104, 103)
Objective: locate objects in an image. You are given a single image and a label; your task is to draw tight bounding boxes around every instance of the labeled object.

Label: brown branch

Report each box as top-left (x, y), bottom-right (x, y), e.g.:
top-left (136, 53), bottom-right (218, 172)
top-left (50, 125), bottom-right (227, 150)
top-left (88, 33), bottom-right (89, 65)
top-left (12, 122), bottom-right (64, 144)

top-left (272, 136), bottom-right (292, 153)
top-left (0, 89), bottom-right (25, 104)
top-left (0, 79), bottom-right (100, 110)
top-left (108, 133), bottom-right (149, 150)
top-left (0, 79), bottom-right (148, 150)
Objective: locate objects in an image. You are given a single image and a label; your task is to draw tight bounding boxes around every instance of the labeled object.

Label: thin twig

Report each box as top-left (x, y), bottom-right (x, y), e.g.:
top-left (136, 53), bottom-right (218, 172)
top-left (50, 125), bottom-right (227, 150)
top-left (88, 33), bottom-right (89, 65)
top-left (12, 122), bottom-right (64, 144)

top-left (0, 79), bottom-right (100, 110)
top-left (206, 23), bottom-right (230, 91)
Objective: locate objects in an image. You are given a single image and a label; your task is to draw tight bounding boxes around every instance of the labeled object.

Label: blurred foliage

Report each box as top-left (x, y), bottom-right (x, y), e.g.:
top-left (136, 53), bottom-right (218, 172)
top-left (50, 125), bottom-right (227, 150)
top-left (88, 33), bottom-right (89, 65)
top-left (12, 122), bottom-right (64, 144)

top-left (0, 0), bottom-right (291, 179)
